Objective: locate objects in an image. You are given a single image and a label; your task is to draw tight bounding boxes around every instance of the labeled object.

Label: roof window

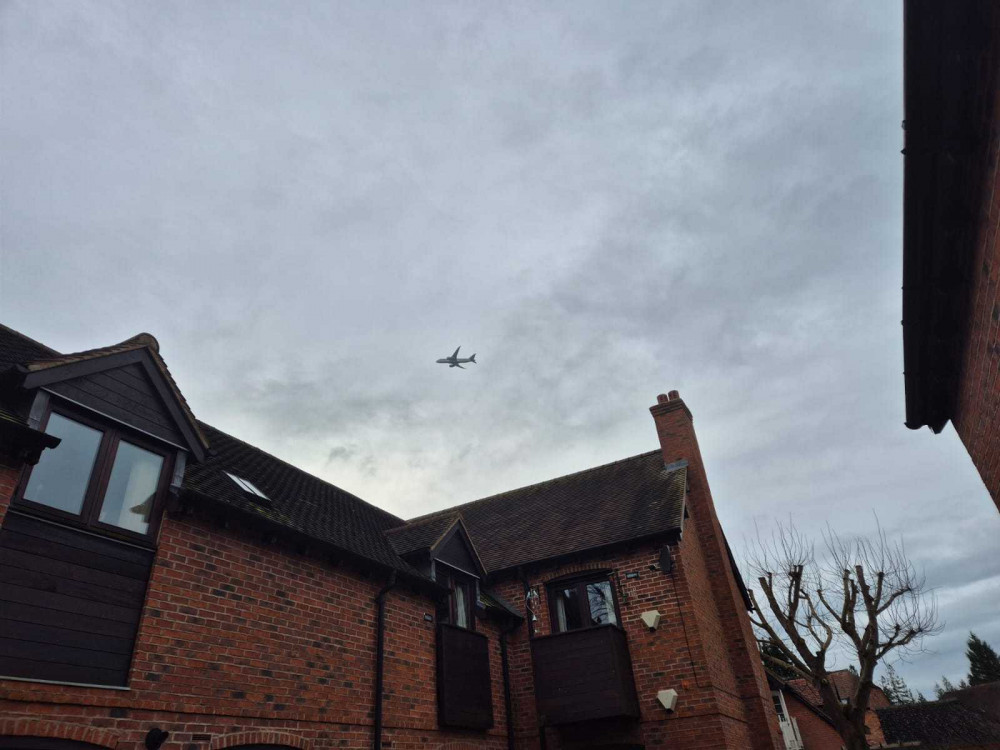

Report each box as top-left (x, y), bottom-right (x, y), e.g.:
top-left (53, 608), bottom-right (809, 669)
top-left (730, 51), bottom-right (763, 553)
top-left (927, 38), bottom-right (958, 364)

top-left (225, 471), bottom-right (269, 500)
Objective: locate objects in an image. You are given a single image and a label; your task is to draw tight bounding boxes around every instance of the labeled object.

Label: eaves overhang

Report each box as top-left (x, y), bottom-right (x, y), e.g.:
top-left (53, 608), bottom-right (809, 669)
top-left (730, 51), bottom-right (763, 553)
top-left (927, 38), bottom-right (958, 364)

top-left (901, 0), bottom-right (1000, 433)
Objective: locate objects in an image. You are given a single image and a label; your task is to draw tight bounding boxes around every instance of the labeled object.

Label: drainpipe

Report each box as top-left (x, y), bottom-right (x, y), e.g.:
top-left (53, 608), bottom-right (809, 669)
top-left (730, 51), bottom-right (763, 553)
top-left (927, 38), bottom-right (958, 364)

top-left (520, 570), bottom-right (546, 750)
top-left (373, 570), bottom-right (397, 750)
top-left (500, 618), bottom-right (522, 750)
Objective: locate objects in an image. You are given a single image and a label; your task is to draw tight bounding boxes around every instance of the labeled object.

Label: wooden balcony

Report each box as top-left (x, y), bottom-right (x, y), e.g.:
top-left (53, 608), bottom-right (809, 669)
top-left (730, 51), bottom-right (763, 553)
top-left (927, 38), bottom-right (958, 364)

top-left (530, 624), bottom-right (640, 726)
top-left (437, 623), bottom-right (494, 730)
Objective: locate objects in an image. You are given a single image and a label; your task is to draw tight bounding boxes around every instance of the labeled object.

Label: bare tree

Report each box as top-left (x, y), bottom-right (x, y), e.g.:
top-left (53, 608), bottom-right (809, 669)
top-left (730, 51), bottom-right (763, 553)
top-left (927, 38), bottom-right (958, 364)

top-left (746, 521), bottom-right (940, 750)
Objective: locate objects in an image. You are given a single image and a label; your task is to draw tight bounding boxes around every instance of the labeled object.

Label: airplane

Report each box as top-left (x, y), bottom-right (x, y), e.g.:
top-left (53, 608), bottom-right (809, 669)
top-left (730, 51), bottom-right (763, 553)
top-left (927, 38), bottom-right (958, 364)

top-left (436, 346), bottom-right (477, 369)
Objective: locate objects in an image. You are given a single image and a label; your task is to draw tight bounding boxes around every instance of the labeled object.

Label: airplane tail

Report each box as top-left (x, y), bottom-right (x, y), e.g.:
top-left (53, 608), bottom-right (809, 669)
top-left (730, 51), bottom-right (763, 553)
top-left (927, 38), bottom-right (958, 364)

top-left (470, 354), bottom-right (476, 363)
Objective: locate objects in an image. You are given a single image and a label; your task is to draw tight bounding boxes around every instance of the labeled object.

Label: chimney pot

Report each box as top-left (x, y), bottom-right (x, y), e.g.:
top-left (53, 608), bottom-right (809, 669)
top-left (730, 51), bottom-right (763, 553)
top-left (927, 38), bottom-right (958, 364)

top-left (668, 390), bottom-right (680, 400)
top-left (657, 393), bottom-right (670, 405)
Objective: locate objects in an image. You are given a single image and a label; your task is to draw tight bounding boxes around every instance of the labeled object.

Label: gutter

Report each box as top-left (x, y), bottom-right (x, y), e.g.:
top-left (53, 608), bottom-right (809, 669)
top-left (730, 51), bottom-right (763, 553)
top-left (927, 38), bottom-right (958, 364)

top-left (373, 571), bottom-right (397, 750)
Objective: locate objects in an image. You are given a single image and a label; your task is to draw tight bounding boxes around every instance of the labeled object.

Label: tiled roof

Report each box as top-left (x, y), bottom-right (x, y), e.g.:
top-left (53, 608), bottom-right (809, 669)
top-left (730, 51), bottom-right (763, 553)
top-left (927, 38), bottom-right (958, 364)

top-left (184, 422), bottom-right (420, 575)
top-left (943, 681), bottom-right (1000, 718)
top-left (16, 332), bottom-right (208, 452)
top-left (0, 323), bottom-right (58, 370)
top-left (786, 669), bottom-right (891, 709)
top-left (0, 323), bottom-right (687, 582)
top-left (406, 452), bottom-right (686, 573)
top-left (385, 513), bottom-right (460, 557)
top-left (0, 324), bottom-right (419, 577)
top-left (877, 699), bottom-right (1000, 746)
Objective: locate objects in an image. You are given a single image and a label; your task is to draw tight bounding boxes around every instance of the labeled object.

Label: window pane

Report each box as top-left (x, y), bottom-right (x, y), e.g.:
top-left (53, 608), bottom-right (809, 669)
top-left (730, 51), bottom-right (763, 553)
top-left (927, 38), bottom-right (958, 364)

top-left (23, 413), bottom-right (103, 515)
top-left (454, 583), bottom-right (469, 628)
top-left (586, 580), bottom-right (617, 626)
top-left (553, 587), bottom-right (583, 632)
top-left (98, 440), bottom-right (164, 534)
top-left (772, 692), bottom-right (787, 721)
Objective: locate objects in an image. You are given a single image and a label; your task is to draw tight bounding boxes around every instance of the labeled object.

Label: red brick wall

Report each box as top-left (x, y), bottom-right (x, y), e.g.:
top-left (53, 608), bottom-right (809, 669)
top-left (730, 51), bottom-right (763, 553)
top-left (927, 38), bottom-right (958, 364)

top-left (783, 693), bottom-right (842, 750)
top-left (649, 393), bottom-right (784, 750)
top-left (951, 37), bottom-right (1000, 514)
top-left (0, 391), bottom-right (780, 750)
top-left (0, 469), bottom-right (510, 750)
top-left (491, 532), bottom-right (779, 749)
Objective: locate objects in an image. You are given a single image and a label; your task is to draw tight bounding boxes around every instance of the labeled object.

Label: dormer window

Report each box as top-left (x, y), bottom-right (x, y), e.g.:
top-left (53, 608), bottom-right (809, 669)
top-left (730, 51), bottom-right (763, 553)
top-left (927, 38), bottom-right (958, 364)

top-left (17, 405), bottom-right (172, 540)
top-left (224, 471), bottom-right (269, 500)
top-left (437, 566), bottom-right (476, 630)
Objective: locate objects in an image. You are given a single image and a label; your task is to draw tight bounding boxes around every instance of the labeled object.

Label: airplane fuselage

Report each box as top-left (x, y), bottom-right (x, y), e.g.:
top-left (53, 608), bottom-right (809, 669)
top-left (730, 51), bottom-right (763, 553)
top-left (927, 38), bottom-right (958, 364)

top-left (437, 346), bottom-right (477, 368)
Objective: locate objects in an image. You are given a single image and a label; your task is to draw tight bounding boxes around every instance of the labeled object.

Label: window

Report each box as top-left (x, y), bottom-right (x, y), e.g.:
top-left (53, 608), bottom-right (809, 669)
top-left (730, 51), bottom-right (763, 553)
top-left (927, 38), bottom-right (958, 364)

top-left (225, 471), bottom-right (269, 500)
top-left (438, 566), bottom-right (476, 630)
top-left (548, 574), bottom-right (620, 633)
top-left (771, 690), bottom-right (788, 722)
top-left (17, 406), bottom-right (172, 540)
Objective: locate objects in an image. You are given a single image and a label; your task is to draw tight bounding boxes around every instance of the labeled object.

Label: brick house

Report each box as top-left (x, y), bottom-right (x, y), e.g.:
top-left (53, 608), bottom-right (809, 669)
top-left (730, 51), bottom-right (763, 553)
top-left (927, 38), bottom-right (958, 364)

top-left (783, 670), bottom-right (889, 748)
top-left (901, 0), bottom-right (1000, 513)
top-left (764, 671), bottom-right (843, 750)
top-left (0, 323), bottom-right (783, 750)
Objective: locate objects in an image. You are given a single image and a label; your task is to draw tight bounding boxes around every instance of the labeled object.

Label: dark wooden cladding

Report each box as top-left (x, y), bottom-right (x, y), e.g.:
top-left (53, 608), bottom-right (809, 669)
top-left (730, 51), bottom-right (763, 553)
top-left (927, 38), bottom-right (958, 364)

top-left (46, 362), bottom-right (183, 446)
top-left (530, 624), bottom-right (640, 726)
top-left (0, 511), bottom-right (153, 686)
top-left (436, 531), bottom-right (478, 575)
top-left (437, 623), bottom-right (494, 730)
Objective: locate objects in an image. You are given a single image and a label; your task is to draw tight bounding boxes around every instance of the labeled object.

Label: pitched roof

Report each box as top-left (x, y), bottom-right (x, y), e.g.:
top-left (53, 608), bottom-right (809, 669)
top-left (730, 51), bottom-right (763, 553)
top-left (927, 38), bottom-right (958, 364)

top-left (0, 323), bottom-right (687, 582)
top-left (0, 323), bottom-right (58, 370)
top-left (405, 451), bottom-right (686, 573)
top-left (385, 512), bottom-right (460, 557)
top-left (877, 699), bottom-right (1000, 746)
top-left (0, 324), bottom-right (420, 578)
top-left (786, 669), bottom-right (891, 710)
top-left (183, 421), bottom-right (419, 575)
top-left (942, 681), bottom-right (1000, 718)
top-left (15, 332), bottom-right (209, 453)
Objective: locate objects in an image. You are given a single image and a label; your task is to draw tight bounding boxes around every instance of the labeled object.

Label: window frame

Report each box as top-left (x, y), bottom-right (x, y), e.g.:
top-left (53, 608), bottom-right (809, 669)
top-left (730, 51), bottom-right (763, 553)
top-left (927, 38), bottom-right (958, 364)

top-left (436, 564), bottom-right (477, 632)
top-left (546, 572), bottom-right (622, 634)
top-left (14, 400), bottom-right (175, 545)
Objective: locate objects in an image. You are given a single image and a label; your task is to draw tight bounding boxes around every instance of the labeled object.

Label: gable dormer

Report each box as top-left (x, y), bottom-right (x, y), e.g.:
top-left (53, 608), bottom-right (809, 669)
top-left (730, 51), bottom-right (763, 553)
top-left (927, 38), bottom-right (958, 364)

top-left (9, 333), bottom-right (207, 544)
top-left (18, 333), bottom-right (206, 461)
top-left (386, 514), bottom-right (486, 628)
top-left (0, 333), bottom-right (208, 688)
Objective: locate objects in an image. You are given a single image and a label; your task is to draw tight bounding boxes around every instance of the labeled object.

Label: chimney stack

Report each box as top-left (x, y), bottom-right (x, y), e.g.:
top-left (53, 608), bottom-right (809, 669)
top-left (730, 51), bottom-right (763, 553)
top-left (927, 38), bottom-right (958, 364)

top-left (649, 390), bottom-right (696, 466)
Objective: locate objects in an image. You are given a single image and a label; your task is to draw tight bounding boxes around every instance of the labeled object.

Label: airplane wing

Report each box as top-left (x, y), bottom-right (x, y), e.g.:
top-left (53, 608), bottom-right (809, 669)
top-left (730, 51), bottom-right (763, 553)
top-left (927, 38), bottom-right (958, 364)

top-left (451, 346), bottom-right (461, 358)
top-left (454, 363), bottom-right (465, 369)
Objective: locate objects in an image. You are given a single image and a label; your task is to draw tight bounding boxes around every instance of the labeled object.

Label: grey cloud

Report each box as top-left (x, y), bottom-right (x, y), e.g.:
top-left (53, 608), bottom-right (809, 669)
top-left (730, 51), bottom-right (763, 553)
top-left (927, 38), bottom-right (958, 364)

top-left (1, 0), bottom-right (994, 700)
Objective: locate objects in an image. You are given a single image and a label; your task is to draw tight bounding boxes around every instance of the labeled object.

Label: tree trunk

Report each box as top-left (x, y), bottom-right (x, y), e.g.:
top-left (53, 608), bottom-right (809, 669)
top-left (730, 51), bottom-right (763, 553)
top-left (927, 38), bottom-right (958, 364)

top-left (839, 725), bottom-right (869, 750)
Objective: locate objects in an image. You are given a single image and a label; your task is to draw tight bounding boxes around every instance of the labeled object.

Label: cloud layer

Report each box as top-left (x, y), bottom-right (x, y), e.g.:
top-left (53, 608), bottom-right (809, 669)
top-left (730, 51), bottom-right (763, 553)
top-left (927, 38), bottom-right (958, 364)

top-left (2, 0), bottom-right (995, 695)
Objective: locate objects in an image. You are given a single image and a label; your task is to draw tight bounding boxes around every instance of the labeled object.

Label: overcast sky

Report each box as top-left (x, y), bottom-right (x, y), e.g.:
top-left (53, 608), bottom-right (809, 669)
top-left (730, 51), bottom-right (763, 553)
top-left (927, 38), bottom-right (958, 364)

top-left (1, 0), bottom-right (996, 697)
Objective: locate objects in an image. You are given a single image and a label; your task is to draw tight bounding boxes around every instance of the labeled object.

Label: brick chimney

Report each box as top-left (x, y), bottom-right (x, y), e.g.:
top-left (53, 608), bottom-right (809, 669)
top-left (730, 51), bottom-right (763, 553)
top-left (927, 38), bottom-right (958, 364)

top-left (649, 390), bottom-right (700, 467)
top-left (648, 389), bottom-right (786, 750)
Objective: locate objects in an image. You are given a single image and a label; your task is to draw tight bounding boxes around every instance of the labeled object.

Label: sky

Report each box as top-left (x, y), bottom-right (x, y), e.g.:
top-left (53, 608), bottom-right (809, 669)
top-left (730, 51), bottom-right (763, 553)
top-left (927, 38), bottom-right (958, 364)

top-left (1, 0), bottom-right (997, 697)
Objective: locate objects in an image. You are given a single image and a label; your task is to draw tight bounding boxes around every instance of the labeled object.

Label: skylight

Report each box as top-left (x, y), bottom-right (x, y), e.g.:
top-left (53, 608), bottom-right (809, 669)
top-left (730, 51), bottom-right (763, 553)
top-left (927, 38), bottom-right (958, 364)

top-left (224, 471), bottom-right (269, 500)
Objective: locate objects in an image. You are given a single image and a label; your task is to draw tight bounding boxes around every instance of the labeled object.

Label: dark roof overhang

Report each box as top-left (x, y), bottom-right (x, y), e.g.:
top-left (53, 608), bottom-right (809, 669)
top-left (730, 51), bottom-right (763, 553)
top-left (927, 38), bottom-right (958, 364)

top-left (485, 525), bottom-right (683, 581)
top-left (902, 0), bottom-right (1000, 432)
top-left (0, 408), bottom-right (60, 465)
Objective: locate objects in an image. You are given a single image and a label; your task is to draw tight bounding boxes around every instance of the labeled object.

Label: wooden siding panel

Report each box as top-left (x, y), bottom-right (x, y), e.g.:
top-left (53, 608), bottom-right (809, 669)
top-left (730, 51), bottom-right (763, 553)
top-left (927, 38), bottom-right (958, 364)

top-left (0, 513), bottom-right (153, 687)
top-left (436, 533), bottom-right (478, 575)
top-left (46, 362), bottom-right (183, 445)
top-left (436, 623), bottom-right (494, 730)
top-left (530, 625), bottom-right (640, 726)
